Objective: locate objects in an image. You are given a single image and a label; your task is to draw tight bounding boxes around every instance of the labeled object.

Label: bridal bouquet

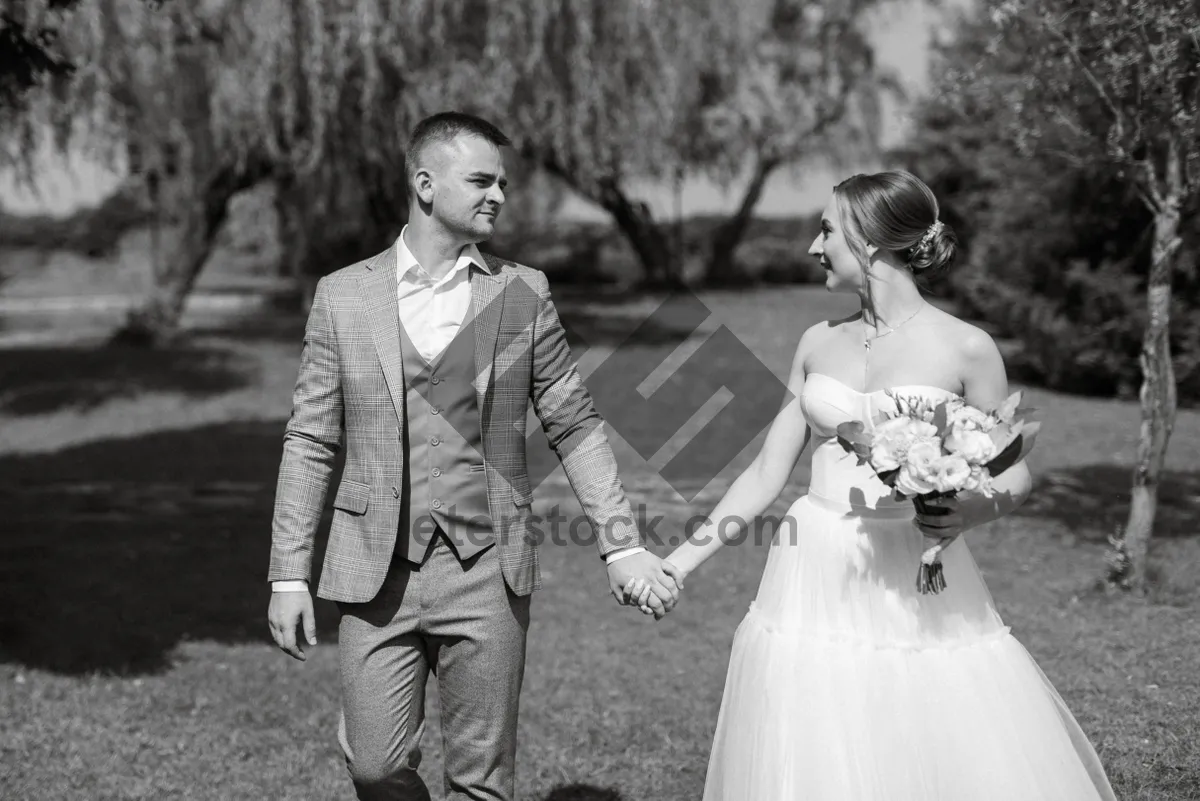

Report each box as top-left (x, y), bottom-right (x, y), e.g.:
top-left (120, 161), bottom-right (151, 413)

top-left (836, 391), bottom-right (1039, 595)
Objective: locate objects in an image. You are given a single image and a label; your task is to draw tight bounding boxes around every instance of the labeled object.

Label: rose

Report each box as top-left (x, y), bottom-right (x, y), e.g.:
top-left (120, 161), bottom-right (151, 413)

top-left (930, 454), bottom-right (972, 494)
top-left (895, 440), bottom-right (942, 497)
top-left (870, 417), bottom-right (939, 472)
top-left (944, 428), bottom-right (999, 465)
top-left (961, 465), bottom-right (996, 497)
top-left (946, 401), bottom-right (997, 433)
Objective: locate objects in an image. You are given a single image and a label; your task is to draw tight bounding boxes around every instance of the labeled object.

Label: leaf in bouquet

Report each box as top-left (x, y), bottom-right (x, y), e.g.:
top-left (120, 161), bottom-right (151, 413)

top-left (984, 422), bottom-right (1040, 476)
top-left (836, 421), bottom-right (873, 465)
top-left (931, 399), bottom-right (952, 436)
top-left (878, 467), bottom-right (901, 486)
top-left (988, 421), bottom-right (1015, 450)
top-left (996, 391), bottom-right (1022, 423)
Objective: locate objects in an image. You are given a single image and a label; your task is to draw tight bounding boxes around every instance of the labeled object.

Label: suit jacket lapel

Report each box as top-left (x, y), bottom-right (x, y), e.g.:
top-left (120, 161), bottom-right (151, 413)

top-left (360, 247), bottom-right (407, 421)
top-left (471, 262), bottom-right (508, 407)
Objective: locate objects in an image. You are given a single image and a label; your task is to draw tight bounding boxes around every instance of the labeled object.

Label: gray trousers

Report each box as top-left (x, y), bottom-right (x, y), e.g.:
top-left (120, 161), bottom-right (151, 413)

top-left (336, 531), bottom-right (531, 800)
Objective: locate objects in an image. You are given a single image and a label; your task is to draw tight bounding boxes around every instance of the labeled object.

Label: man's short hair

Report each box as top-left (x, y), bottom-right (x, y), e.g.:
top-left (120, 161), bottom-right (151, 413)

top-left (405, 112), bottom-right (511, 195)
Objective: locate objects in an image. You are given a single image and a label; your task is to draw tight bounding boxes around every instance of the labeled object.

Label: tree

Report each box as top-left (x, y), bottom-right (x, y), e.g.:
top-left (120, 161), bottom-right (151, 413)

top-left (491, 0), bottom-right (730, 286)
top-left (0, 1), bottom-right (76, 118)
top-left (8, 0), bottom-right (894, 338)
top-left (695, 0), bottom-right (898, 284)
top-left (962, 0), bottom-right (1200, 591)
top-left (7, 0), bottom-right (456, 343)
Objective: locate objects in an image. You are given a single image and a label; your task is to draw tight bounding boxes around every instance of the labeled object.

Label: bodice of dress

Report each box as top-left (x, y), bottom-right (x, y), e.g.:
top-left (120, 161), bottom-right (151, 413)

top-left (800, 373), bottom-right (960, 513)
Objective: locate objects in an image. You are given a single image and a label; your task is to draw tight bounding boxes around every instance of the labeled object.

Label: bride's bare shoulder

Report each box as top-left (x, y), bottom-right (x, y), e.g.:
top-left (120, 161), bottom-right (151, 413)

top-left (925, 307), bottom-right (1005, 375)
top-left (793, 317), bottom-right (848, 370)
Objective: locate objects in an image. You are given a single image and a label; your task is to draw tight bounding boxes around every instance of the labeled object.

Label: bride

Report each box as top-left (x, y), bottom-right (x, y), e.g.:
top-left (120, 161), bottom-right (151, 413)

top-left (626, 171), bottom-right (1117, 800)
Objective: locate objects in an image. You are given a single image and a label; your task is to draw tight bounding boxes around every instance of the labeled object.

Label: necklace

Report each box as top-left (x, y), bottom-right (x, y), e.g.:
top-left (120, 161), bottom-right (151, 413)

top-left (862, 305), bottom-right (925, 352)
top-left (862, 304), bottom-right (924, 388)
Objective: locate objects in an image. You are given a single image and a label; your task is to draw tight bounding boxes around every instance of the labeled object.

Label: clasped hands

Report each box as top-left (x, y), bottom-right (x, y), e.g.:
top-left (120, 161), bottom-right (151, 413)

top-left (606, 551), bottom-right (686, 621)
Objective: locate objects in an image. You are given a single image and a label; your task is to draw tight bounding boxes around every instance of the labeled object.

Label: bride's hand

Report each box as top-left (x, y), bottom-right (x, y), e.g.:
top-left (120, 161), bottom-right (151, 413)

top-left (623, 578), bottom-right (656, 615)
top-left (913, 495), bottom-right (965, 541)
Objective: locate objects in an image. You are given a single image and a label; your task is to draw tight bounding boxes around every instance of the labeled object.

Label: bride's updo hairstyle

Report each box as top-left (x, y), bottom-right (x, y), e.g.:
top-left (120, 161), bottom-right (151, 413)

top-left (832, 170), bottom-right (958, 285)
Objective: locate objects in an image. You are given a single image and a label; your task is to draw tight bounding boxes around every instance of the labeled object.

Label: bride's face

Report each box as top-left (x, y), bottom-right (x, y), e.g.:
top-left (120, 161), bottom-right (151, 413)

top-left (808, 198), bottom-right (863, 293)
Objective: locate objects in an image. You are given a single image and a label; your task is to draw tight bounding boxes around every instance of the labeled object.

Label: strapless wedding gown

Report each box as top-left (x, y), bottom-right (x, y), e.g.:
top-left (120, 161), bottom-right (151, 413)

top-left (702, 373), bottom-right (1116, 801)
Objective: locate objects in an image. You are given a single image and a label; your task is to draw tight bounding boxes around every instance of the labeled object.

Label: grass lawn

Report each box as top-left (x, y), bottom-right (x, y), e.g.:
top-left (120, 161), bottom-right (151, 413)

top-left (2, 285), bottom-right (1198, 800)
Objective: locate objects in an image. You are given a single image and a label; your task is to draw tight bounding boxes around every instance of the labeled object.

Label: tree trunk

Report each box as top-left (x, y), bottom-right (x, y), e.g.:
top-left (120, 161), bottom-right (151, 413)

top-left (1121, 156), bottom-right (1183, 592)
top-left (535, 154), bottom-right (678, 286)
top-left (112, 162), bottom-right (266, 346)
top-left (593, 177), bottom-right (678, 287)
top-left (111, 37), bottom-right (270, 346)
top-left (704, 153), bottom-right (781, 285)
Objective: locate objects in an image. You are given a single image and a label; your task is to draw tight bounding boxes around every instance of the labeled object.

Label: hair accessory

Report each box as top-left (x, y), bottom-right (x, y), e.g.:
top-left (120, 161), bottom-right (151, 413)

top-left (917, 220), bottom-right (944, 251)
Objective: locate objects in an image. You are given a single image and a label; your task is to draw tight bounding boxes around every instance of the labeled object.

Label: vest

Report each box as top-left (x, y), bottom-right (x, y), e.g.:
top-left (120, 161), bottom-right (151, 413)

top-left (396, 313), bottom-right (494, 563)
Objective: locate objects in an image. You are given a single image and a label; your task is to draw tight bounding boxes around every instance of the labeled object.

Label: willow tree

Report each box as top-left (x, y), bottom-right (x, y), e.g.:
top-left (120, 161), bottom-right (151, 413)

top-left (977, 0), bottom-right (1200, 591)
top-left (695, 0), bottom-right (898, 284)
top-left (481, 0), bottom-right (733, 286)
top-left (7, 0), bottom-right (727, 335)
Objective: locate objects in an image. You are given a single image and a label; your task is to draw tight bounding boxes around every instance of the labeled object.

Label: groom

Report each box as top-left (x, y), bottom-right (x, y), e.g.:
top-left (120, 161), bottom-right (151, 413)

top-left (266, 111), bottom-right (683, 800)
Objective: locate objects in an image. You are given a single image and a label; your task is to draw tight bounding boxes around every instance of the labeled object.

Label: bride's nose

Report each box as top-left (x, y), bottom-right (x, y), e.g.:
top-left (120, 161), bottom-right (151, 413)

top-left (808, 236), bottom-right (822, 256)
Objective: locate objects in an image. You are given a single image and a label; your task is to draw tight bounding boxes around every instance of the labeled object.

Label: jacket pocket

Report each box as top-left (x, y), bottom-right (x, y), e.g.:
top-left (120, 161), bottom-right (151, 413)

top-left (469, 462), bottom-right (486, 473)
top-left (333, 479), bottom-right (371, 515)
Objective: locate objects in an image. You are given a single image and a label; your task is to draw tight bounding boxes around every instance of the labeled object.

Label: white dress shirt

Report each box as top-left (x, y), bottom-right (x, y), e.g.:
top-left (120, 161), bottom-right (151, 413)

top-left (274, 229), bottom-right (641, 592)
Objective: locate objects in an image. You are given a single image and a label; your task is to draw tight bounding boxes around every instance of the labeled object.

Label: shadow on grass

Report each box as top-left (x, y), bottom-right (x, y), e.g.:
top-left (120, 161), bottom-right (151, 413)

top-left (0, 343), bottom-right (256, 416)
top-left (541, 785), bottom-right (624, 801)
top-left (0, 420), bottom-right (343, 675)
top-left (1016, 463), bottom-right (1200, 542)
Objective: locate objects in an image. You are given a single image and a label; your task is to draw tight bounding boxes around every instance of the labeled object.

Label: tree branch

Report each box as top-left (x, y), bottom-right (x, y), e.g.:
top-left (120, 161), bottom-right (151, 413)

top-left (1036, 9), bottom-right (1128, 146)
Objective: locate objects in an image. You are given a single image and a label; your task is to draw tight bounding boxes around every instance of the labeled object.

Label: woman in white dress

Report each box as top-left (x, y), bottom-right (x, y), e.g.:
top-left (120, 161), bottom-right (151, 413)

top-left (627, 171), bottom-right (1116, 800)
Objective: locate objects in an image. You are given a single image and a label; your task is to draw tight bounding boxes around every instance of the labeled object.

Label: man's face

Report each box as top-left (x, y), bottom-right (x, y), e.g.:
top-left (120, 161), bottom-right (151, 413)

top-left (416, 134), bottom-right (507, 242)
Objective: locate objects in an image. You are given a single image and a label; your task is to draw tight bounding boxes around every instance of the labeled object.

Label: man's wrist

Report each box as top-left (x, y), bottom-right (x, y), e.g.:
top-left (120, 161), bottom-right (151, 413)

top-left (604, 547), bottom-right (646, 565)
top-left (272, 580), bottom-right (309, 592)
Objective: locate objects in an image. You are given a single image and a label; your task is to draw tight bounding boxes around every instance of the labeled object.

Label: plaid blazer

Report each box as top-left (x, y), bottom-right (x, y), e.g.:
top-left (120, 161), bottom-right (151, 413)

top-left (269, 246), bottom-right (642, 602)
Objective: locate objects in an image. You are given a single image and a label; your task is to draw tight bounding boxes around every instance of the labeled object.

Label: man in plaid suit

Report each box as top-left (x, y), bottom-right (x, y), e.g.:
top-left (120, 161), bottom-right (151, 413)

top-left (267, 112), bottom-right (684, 800)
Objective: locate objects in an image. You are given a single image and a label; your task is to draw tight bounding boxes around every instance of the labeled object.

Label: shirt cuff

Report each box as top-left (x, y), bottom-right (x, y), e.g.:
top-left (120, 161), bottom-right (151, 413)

top-left (272, 580), bottom-right (309, 592)
top-left (604, 547), bottom-right (646, 564)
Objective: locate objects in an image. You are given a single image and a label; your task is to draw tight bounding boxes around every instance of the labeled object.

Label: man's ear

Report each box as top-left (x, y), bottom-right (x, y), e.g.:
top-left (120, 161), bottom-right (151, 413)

top-left (413, 168), bottom-right (435, 205)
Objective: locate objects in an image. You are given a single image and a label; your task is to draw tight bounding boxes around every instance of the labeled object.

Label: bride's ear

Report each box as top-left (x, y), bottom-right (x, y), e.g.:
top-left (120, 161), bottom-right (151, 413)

top-left (865, 243), bottom-right (878, 258)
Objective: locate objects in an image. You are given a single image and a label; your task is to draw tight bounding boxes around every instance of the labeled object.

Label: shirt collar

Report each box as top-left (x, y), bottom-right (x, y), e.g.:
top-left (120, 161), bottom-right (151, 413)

top-left (395, 225), bottom-right (490, 285)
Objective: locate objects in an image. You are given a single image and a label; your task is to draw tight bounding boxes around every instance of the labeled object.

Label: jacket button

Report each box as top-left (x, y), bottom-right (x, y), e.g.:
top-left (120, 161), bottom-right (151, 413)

top-left (430, 406), bottom-right (441, 415)
top-left (391, 487), bottom-right (400, 498)
top-left (431, 377), bottom-right (441, 385)
top-left (432, 499), bottom-right (442, 509)
top-left (432, 468), bottom-right (442, 477)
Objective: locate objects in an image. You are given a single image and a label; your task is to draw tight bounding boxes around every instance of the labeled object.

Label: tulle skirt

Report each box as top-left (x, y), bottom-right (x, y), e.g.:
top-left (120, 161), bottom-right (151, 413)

top-left (702, 493), bottom-right (1117, 801)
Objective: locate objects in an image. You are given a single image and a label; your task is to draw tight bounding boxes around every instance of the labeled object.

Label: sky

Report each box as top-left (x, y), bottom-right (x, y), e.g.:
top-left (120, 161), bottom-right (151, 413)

top-left (0, 0), bottom-right (970, 220)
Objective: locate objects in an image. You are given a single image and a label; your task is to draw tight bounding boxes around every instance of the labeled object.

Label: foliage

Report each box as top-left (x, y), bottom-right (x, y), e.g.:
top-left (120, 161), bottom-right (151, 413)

top-left (0, 0), bottom-right (80, 117)
top-left (900, 3), bottom-right (1200, 402)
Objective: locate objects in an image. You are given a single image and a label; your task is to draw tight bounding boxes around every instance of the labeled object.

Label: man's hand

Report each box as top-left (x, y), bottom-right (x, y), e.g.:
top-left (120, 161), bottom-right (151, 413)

top-left (268, 590), bottom-right (317, 661)
top-left (606, 552), bottom-right (685, 620)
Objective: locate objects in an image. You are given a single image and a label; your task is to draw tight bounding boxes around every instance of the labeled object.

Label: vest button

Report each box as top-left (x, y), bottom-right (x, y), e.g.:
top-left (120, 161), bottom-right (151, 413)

top-left (430, 436), bottom-right (441, 446)
top-left (391, 487), bottom-right (400, 498)
top-left (432, 468), bottom-right (442, 477)
top-left (430, 406), bottom-right (441, 415)
top-left (432, 499), bottom-right (442, 509)
top-left (431, 377), bottom-right (441, 385)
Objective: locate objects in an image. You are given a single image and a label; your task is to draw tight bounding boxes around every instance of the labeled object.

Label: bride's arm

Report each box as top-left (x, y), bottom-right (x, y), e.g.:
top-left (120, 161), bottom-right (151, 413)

top-left (663, 331), bottom-right (816, 579)
top-left (917, 327), bottom-right (1031, 538)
